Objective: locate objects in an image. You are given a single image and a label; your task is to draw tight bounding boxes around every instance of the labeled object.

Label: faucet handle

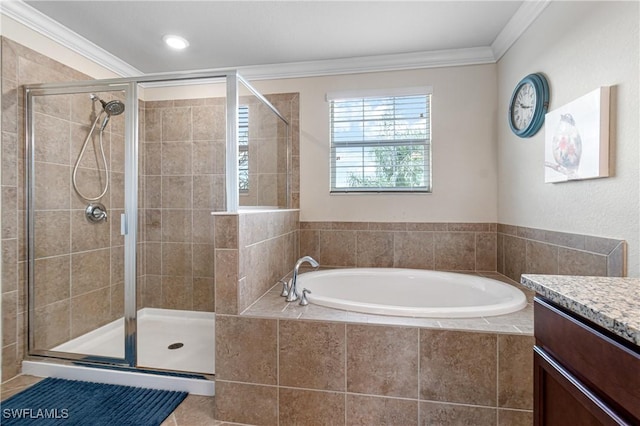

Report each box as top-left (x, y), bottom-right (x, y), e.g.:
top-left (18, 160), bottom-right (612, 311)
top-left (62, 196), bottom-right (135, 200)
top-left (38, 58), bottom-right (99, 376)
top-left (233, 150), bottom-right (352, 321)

top-left (299, 288), bottom-right (312, 306)
top-left (278, 279), bottom-right (290, 297)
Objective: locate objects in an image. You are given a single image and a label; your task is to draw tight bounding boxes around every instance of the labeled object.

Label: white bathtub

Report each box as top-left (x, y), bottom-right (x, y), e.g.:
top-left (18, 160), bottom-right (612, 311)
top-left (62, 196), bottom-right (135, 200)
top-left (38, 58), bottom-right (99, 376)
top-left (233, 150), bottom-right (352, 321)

top-left (296, 268), bottom-right (527, 318)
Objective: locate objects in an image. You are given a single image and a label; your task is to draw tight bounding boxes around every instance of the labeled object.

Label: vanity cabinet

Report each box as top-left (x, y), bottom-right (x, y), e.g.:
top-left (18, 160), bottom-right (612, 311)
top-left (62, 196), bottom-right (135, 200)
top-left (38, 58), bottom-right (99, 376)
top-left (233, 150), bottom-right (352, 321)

top-left (533, 297), bottom-right (640, 426)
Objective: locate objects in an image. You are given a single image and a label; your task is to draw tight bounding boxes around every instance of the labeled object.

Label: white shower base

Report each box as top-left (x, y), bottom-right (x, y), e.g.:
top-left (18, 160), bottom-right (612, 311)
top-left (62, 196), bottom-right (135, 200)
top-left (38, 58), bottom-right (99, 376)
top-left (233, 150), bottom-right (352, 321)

top-left (53, 308), bottom-right (215, 374)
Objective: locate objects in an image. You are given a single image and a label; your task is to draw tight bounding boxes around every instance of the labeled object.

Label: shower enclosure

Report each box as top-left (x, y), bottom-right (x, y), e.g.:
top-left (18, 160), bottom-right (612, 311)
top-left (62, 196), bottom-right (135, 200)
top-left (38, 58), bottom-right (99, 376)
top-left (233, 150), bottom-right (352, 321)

top-left (23, 72), bottom-right (290, 386)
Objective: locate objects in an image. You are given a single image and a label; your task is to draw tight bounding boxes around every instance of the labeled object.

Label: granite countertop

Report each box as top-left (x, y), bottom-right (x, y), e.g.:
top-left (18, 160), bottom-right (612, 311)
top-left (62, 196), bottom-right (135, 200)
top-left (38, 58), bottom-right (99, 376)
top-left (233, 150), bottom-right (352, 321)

top-left (520, 274), bottom-right (640, 346)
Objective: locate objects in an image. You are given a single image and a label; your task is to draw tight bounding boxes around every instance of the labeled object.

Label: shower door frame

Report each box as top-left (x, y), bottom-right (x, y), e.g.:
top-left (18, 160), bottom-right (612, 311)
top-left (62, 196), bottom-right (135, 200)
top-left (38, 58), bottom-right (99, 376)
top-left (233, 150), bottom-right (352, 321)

top-left (24, 70), bottom-right (288, 371)
top-left (25, 81), bottom-right (138, 366)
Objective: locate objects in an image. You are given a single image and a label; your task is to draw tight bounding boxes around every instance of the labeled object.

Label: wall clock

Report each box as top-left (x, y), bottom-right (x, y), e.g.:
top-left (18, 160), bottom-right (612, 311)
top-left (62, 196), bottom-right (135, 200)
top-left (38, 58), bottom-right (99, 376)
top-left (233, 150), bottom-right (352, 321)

top-left (508, 73), bottom-right (550, 138)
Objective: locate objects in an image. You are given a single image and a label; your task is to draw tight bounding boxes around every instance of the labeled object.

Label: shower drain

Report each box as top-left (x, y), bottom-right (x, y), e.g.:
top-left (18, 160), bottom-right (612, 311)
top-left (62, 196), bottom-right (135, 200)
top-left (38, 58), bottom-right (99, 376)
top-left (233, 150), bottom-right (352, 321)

top-left (168, 342), bottom-right (184, 350)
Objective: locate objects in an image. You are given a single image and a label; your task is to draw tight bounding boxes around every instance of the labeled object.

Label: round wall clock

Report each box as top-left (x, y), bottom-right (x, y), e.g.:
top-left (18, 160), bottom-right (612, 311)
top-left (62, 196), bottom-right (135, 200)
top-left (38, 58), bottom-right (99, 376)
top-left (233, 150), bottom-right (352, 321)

top-left (508, 73), bottom-right (550, 138)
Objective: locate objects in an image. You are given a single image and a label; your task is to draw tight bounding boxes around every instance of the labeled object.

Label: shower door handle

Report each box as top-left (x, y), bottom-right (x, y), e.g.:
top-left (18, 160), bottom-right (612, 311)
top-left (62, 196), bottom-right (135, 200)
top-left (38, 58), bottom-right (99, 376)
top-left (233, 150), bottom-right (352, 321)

top-left (121, 214), bottom-right (128, 235)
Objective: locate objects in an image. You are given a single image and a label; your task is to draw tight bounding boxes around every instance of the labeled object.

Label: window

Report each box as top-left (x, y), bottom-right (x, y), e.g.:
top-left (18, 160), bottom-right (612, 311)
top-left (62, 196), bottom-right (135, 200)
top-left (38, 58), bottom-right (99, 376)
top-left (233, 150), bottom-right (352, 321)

top-left (238, 106), bottom-right (249, 192)
top-left (329, 88), bottom-right (431, 193)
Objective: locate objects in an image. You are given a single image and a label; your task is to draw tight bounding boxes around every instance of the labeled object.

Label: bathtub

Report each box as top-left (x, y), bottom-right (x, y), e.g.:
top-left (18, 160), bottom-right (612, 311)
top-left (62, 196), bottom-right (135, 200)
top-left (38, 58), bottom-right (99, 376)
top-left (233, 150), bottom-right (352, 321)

top-left (296, 268), bottom-right (527, 318)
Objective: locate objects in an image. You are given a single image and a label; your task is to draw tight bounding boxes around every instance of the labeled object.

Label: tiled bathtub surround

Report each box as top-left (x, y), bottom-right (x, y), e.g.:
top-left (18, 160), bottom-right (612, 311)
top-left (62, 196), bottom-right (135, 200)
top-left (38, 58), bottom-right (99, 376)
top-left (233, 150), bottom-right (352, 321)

top-left (216, 274), bottom-right (535, 425)
top-left (299, 221), bottom-right (626, 280)
top-left (300, 222), bottom-right (498, 271)
top-left (497, 224), bottom-right (626, 281)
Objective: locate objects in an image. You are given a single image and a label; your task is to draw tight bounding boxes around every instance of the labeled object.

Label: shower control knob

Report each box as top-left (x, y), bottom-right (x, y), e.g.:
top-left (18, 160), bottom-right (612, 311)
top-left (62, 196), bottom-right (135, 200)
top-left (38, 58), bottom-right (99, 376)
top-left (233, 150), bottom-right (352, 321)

top-left (86, 203), bottom-right (108, 223)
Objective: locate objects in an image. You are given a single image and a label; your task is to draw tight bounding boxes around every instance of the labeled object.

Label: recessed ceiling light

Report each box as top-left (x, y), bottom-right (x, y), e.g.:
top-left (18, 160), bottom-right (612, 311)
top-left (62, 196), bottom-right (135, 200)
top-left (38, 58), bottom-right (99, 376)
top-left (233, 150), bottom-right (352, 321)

top-left (163, 34), bottom-right (189, 50)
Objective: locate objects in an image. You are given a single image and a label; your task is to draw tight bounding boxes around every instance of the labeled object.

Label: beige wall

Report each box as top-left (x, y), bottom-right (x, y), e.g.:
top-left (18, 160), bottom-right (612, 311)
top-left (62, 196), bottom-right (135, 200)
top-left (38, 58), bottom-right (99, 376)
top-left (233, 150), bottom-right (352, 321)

top-left (497, 1), bottom-right (640, 277)
top-left (249, 65), bottom-right (499, 223)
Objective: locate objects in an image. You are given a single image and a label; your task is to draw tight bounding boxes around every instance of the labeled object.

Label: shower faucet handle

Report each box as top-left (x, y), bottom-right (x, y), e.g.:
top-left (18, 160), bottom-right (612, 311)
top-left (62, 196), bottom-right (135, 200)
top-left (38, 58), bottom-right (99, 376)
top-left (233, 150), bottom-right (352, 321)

top-left (86, 203), bottom-right (108, 223)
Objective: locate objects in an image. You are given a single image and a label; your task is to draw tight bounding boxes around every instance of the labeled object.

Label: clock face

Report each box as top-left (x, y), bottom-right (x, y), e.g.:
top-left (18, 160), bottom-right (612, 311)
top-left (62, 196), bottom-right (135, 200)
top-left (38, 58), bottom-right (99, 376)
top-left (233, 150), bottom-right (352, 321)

top-left (508, 73), bottom-right (550, 138)
top-left (511, 82), bottom-right (537, 130)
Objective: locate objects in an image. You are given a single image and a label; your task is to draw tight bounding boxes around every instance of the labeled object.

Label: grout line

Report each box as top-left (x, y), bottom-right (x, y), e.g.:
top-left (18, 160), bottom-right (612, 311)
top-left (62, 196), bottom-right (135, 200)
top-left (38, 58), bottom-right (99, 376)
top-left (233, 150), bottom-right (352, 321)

top-left (417, 327), bottom-right (421, 425)
top-left (276, 318), bottom-right (280, 424)
top-left (495, 333), bottom-right (500, 411)
top-left (474, 232), bottom-right (478, 272)
top-left (344, 323), bottom-right (348, 426)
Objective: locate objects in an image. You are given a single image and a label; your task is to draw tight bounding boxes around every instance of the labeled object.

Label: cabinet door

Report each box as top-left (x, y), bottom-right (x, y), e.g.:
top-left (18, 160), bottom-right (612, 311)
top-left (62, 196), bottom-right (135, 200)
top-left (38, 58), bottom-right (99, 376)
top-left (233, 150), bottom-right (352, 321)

top-left (534, 346), bottom-right (631, 426)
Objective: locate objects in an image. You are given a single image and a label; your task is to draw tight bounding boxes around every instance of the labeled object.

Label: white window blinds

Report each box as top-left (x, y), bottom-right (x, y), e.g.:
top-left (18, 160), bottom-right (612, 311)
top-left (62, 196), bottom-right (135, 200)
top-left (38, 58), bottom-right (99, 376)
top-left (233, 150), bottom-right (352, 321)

top-left (329, 89), bottom-right (432, 193)
top-left (238, 106), bottom-right (249, 192)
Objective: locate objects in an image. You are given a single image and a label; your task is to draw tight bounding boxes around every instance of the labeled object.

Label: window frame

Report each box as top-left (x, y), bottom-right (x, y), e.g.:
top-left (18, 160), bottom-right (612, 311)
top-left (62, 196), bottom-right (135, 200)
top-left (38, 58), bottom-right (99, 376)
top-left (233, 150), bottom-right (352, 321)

top-left (327, 87), bottom-right (432, 194)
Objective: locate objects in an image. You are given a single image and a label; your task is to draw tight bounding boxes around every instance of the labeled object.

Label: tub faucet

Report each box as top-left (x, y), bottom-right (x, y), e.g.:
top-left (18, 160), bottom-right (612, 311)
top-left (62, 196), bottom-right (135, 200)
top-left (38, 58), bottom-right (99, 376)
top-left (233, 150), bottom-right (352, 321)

top-left (286, 256), bottom-right (319, 302)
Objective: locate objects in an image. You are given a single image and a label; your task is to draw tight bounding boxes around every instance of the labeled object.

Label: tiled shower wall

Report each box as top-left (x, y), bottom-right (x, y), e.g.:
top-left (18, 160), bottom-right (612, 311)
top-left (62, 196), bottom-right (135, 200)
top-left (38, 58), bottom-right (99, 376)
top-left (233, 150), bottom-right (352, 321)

top-left (240, 95), bottom-right (290, 208)
top-left (139, 98), bottom-right (226, 312)
top-left (0, 35), bottom-right (301, 381)
top-left (139, 93), bottom-right (299, 312)
top-left (1, 37), bottom-right (112, 379)
top-left (258, 93), bottom-right (300, 210)
top-left (29, 90), bottom-right (127, 351)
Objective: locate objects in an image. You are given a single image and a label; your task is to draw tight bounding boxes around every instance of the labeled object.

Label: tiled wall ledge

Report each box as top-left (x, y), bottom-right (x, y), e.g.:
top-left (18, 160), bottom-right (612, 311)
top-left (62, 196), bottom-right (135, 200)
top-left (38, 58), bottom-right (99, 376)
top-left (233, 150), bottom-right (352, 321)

top-left (214, 314), bottom-right (534, 425)
top-left (497, 224), bottom-right (626, 282)
top-left (215, 210), bottom-right (299, 315)
top-left (300, 222), bottom-right (498, 271)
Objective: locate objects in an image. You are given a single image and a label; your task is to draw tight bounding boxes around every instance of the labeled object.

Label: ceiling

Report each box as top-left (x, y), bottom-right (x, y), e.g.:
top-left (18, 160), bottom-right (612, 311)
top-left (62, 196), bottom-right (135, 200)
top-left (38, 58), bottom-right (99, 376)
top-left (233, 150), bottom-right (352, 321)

top-left (14, 1), bottom-right (536, 77)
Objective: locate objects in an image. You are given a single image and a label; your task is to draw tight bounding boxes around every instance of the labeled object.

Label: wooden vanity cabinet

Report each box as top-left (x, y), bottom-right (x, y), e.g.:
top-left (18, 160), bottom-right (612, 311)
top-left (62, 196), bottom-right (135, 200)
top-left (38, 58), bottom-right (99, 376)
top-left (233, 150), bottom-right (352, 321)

top-left (533, 297), bottom-right (640, 426)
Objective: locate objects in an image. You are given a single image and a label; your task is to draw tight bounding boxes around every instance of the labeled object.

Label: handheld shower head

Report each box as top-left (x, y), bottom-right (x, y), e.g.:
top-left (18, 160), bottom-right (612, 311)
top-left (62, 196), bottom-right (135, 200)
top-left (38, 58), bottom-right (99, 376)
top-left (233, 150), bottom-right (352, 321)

top-left (100, 99), bottom-right (125, 116)
top-left (91, 94), bottom-right (125, 132)
top-left (99, 115), bottom-right (111, 132)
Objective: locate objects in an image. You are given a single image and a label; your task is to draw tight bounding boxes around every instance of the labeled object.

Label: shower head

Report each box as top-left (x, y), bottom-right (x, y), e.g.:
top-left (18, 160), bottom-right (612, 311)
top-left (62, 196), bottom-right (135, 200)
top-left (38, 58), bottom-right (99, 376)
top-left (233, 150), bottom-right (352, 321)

top-left (91, 94), bottom-right (125, 132)
top-left (100, 99), bottom-right (125, 116)
top-left (91, 94), bottom-right (125, 116)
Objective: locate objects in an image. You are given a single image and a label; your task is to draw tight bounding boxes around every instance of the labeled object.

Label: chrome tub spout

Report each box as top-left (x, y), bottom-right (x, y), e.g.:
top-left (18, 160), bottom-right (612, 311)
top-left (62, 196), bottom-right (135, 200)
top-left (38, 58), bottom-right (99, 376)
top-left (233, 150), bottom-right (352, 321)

top-left (286, 256), bottom-right (319, 302)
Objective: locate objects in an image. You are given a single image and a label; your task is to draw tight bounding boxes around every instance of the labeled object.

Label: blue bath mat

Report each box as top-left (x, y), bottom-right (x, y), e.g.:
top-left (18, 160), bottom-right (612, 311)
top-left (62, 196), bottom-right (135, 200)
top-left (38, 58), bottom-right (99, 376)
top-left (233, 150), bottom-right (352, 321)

top-left (1, 377), bottom-right (187, 425)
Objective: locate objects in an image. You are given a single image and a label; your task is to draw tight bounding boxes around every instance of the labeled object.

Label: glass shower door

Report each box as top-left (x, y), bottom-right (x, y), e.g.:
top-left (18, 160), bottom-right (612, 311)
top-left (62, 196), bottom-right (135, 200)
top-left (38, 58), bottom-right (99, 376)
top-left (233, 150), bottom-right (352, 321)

top-left (26, 82), bottom-right (137, 366)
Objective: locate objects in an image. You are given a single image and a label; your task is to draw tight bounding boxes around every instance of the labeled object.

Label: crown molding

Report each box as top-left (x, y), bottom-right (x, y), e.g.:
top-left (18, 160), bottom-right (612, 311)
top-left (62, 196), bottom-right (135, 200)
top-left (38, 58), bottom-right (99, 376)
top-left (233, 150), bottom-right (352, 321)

top-left (140, 47), bottom-right (495, 87)
top-left (491, 0), bottom-right (551, 61)
top-left (2, 0), bottom-right (548, 81)
top-left (1, 0), bottom-right (143, 77)
top-left (237, 47), bottom-right (497, 81)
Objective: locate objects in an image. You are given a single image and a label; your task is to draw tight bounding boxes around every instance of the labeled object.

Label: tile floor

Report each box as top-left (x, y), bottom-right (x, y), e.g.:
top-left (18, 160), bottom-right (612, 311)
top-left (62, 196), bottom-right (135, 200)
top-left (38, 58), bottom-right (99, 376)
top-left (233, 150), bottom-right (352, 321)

top-left (0, 375), bottom-right (240, 426)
